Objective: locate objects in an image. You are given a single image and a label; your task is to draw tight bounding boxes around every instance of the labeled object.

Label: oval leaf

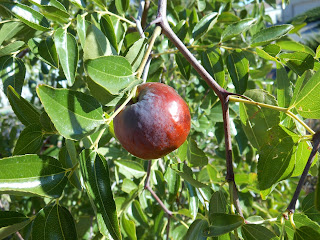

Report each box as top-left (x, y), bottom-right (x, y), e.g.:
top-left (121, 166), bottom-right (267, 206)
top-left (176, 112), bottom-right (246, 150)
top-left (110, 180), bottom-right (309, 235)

top-left (221, 18), bottom-right (256, 41)
top-left (54, 28), bottom-right (78, 86)
top-left (79, 149), bottom-right (121, 240)
top-left (0, 211), bottom-right (29, 228)
top-left (205, 213), bottom-right (244, 236)
top-left (13, 124), bottom-right (44, 155)
top-left (201, 48), bottom-right (225, 87)
top-left (7, 86), bottom-right (41, 126)
top-left (1, 2), bottom-right (50, 31)
top-left (0, 154), bottom-right (68, 198)
top-left (192, 12), bottom-right (218, 40)
top-left (241, 224), bottom-right (278, 240)
top-left (31, 204), bottom-right (78, 240)
top-left (0, 56), bottom-right (25, 95)
top-left (292, 69), bottom-right (320, 119)
top-left (85, 56), bottom-right (134, 95)
top-left (227, 50), bottom-right (249, 94)
top-left (251, 24), bottom-right (293, 46)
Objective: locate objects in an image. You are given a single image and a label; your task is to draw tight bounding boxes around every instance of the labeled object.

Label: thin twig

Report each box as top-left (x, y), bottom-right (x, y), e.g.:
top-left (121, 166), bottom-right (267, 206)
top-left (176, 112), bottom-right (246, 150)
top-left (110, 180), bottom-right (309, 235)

top-left (287, 131), bottom-right (320, 212)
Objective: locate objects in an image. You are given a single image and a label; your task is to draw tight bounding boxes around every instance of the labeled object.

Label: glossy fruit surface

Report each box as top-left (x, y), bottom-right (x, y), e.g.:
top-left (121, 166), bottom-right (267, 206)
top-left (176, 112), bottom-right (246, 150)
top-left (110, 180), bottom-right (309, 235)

top-left (114, 82), bottom-right (191, 160)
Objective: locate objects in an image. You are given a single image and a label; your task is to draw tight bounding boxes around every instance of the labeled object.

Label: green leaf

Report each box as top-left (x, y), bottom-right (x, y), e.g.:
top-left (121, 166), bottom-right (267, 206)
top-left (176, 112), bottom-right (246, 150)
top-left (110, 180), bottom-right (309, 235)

top-left (30, 1), bottom-right (70, 24)
top-left (226, 50), bottom-right (249, 94)
top-left (131, 200), bottom-right (148, 227)
top-left (290, 70), bottom-right (313, 106)
top-left (276, 62), bottom-right (292, 109)
top-left (291, 141), bottom-right (314, 177)
top-left (76, 14), bottom-right (90, 49)
top-left (316, 163), bottom-right (320, 211)
top-left (114, 160), bottom-right (146, 179)
top-left (36, 85), bottom-right (105, 141)
top-left (209, 190), bottom-right (227, 214)
top-left (0, 21), bottom-right (26, 46)
top-left (101, 14), bottom-right (119, 53)
top-left (279, 52), bottom-right (314, 76)
top-left (85, 56), bottom-right (134, 95)
top-left (201, 48), bottom-right (225, 87)
top-left (1, 2), bottom-right (50, 31)
top-left (205, 213), bottom-right (244, 236)
top-left (121, 215), bottom-right (137, 240)
top-left (258, 125), bottom-right (300, 190)
top-left (255, 48), bottom-right (278, 62)
top-left (164, 162), bottom-right (181, 203)
top-left (192, 12), bottom-right (218, 40)
top-left (83, 24), bottom-right (116, 60)
top-left (79, 149), bottom-right (121, 240)
top-left (13, 124), bottom-right (44, 155)
top-left (0, 211), bottom-right (29, 228)
top-left (0, 218), bottom-right (32, 239)
top-left (186, 181), bottom-right (199, 220)
top-left (176, 52), bottom-right (191, 80)
top-left (187, 138), bottom-right (208, 167)
top-left (110, 16), bottom-right (126, 52)
top-left (292, 69), bottom-right (320, 119)
top-left (277, 41), bottom-right (315, 56)
top-left (283, 214), bottom-right (320, 239)
top-left (54, 28), bottom-right (78, 86)
top-left (241, 224), bottom-right (278, 240)
top-left (170, 163), bottom-right (207, 188)
top-left (263, 44), bottom-right (281, 57)
top-left (239, 89), bottom-right (280, 149)
top-left (185, 219), bottom-right (209, 240)
top-left (40, 111), bottom-right (57, 133)
top-left (0, 154), bottom-right (68, 198)
top-left (294, 226), bottom-right (320, 240)
top-left (302, 192), bottom-right (320, 222)
top-left (125, 38), bottom-right (147, 72)
top-left (0, 56), bottom-right (25, 95)
top-left (31, 204), bottom-right (78, 239)
top-left (251, 24), bottom-right (293, 46)
top-left (7, 86), bottom-right (41, 126)
top-left (115, 0), bottom-right (129, 15)
top-left (28, 37), bottom-right (59, 68)
top-left (221, 18), bottom-right (256, 41)
top-left (0, 41), bottom-right (24, 57)
top-left (58, 146), bottom-right (82, 190)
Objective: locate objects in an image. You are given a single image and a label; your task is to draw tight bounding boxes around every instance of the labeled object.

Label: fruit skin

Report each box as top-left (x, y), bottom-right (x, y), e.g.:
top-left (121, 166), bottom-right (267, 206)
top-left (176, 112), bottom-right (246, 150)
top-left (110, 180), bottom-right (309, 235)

top-left (114, 82), bottom-right (191, 160)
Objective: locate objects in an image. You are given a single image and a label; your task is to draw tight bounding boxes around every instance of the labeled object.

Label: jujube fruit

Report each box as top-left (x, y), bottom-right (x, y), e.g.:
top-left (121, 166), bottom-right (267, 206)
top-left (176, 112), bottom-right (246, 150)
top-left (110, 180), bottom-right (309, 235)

top-left (114, 82), bottom-right (191, 160)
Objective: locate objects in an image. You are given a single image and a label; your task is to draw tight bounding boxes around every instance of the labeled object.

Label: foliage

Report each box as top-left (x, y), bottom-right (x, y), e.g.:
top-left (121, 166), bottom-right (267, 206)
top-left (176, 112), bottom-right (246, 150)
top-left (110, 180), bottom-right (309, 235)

top-left (0, 0), bottom-right (320, 239)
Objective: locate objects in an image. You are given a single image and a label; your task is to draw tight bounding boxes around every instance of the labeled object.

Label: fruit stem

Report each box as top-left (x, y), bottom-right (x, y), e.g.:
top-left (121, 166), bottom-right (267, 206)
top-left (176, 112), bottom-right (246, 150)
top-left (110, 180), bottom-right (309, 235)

top-left (105, 86), bottom-right (137, 125)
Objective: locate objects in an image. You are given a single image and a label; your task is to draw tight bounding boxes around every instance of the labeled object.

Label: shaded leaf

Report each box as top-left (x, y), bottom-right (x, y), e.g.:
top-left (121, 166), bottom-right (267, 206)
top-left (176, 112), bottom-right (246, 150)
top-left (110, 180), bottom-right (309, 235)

top-left (0, 21), bottom-right (26, 46)
top-left (240, 89), bottom-right (280, 149)
top-left (205, 213), bottom-right (244, 236)
top-left (294, 226), bottom-right (320, 240)
top-left (76, 14), bottom-right (90, 49)
top-left (185, 219), bottom-right (209, 240)
top-left (186, 181), bottom-right (199, 220)
top-left (0, 218), bottom-right (32, 239)
top-left (201, 48), bottom-right (225, 87)
top-left (36, 85), bottom-right (105, 141)
top-left (0, 154), bottom-right (68, 198)
top-left (28, 37), bottom-right (59, 68)
top-left (283, 214), bottom-right (320, 239)
top-left (125, 38), bottom-right (147, 71)
top-left (101, 14), bottom-right (119, 52)
top-left (79, 149), bottom-right (121, 240)
top-left (209, 190), bottom-right (227, 214)
top-left (7, 86), bottom-right (41, 126)
top-left (258, 125), bottom-right (300, 190)
top-left (176, 52), bottom-right (191, 80)
top-left (192, 12), bottom-right (218, 40)
top-left (170, 163), bottom-right (207, 188)
top-left (0, 211), bottom-right (29, 228)
top-left (187, 138), bottom-right (208, 167)
top-left (31, 204), bottom-right (78, 239)
top-left (83, 24), bottom-right (116, 60)
top-left (0, 41), bottom-right (25, 57)
top-left (13, 124), bottom-right (44, 155)
top-left (115, 0), bottom-right (129, 15)
top-left (226, 50), bottom-right (249, 94)
top-left (241, 224), bottom-right (278, 240)
top-left (276, 62), bottom-right (292, 110)
top-left (0, 56), bottom-right (25, 95)
top-left (302, 192), bottom-right (320, 222)
top-left (279, 52), bottom-right (314, 76)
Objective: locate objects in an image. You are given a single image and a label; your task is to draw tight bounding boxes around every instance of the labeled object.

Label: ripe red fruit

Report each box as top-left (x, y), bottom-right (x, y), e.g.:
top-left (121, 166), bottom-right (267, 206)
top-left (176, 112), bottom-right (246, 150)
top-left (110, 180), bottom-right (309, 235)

top-left (114, 82), bottom-right (191, 160)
